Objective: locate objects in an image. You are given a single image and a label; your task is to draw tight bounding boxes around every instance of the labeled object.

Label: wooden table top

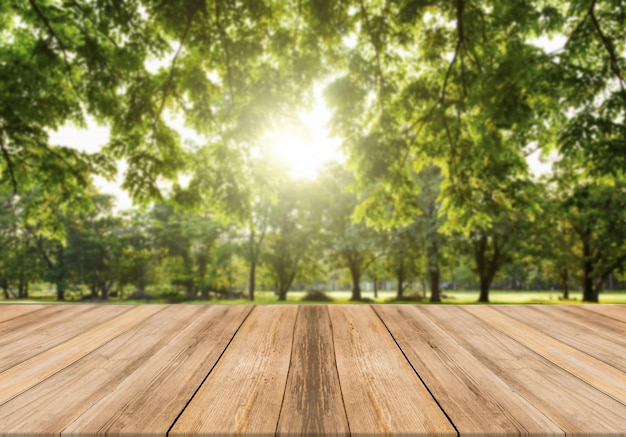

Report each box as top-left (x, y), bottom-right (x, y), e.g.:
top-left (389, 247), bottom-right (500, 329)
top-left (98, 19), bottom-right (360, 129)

top-left (0, 304), bottom-right (625, 436)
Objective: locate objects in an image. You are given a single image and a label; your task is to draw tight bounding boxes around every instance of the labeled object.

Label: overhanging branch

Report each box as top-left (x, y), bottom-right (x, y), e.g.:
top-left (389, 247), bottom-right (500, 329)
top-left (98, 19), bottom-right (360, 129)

top-left (28, 0), bottom-right (82, 98)
top-left (0, 137), bottom-right (18, 194)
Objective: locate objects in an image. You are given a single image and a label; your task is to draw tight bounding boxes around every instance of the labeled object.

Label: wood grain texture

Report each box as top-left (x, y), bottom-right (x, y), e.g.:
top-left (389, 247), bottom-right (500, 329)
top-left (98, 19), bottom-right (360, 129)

top-left (0, 304), bottom-right (45, 323)
top-left (375, 305), bottom-right (563, 437)
top-left (329, 305), bottom-right (456, 437)
top-left (0, 304), bottom-right (164, 406)
top-left (554, 305), bottom-right (626, 340)
top-left (0, 305), bottom-right (191, 436)
top-left (61, 305), bottom-right (252, 436)
top-left (0, 304), bottom-right (130, 372)
top-left (170, 305), bottom-right (298, 437)
top-left (1, 304), bottom-right (626, 436)
top-left (580, 304), bottom-right (626, 323)
top-left (426, 306), bottom-right (626, 435)
top-left (465, 305), bottom-right (626, 405)
top-left (0, 305), bottom-right (77, 345)
top-left (276, 306), bottom-right (349, 437)
top-left (496, 305), bottom-right (626, 372)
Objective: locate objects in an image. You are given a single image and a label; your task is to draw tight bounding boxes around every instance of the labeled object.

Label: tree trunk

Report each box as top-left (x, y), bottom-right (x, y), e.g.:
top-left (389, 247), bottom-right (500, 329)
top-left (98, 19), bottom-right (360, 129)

top-left (582, 238), bottom-right (598, 302)
top-left (56, 281), bottom-right (65, 301)
top-left (373, 280), bottom-right (378, 298)
top-left (560, 268), bottom-right (569, 300)
top-left (349, 265), bottom-right (362, 301)
top-left (56, 246), bottom-right (66, 301)
top-left (277, 286), bottom-right (288, 301)
top-left (101, 282), bottom-right (110, 300)
top-left (18, 276), bottom-right (26, 299)
top-left (248, 229), bottom-right (257, 301)
top-left (395, 266), bottom-right (405, 300)
top-left (429, 268), bottom-right (441, 303)
top-left (248, 258), bottom-right (256, 301)
top-left (1, 278), bottom-right (9, 300)
top-left (478, 274), bottom-right (490, 303)
top-left (474, 233), bottom-right (501, 303)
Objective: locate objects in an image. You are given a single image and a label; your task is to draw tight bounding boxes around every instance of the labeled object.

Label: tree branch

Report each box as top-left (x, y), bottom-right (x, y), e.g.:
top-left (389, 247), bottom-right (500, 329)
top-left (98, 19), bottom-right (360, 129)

top-left (359, 0), bottom-right (386, 118)
top-left (45, 146), bottom-right (87, 186)
top-left (588, 3), bottom-right (626, 155)
top-left (213, 1), bottom-right (236, 111)
top-left (28, 0), bottom-right (82, 98)
top-left (0, 136), bottom-right (18, 194)
top-left (152, 9), bottom-right (196, 144)
top-left (407, 0), bottom-right (464, 146)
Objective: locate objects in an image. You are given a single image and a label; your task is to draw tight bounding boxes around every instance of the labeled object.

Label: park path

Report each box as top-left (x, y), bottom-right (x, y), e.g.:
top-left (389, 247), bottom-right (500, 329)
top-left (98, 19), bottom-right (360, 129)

top-left (0, 304), bottom-right (625, 436)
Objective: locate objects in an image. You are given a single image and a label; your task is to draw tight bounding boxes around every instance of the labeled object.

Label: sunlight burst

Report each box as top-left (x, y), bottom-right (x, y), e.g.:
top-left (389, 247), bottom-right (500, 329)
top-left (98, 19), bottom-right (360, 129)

top-left (264, 95), bottom-right (342, 179)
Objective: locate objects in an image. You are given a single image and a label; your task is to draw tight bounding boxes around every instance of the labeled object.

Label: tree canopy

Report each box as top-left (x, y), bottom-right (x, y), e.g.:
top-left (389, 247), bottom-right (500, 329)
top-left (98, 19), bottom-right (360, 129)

top-left (1, 0), bottom-right (625, 302)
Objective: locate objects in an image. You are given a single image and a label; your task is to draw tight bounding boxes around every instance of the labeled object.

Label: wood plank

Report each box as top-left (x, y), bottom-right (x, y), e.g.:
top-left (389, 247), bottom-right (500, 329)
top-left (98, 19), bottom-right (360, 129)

top-left (424, 306), bottom-right (626, 435)
top-left (495, 305), bottom-right (626, 373)
top-left (0, 304), bottom-right (131, 372)
top-left (276, 305), bottom-right (349, 437)
top-left (0, 305), bottom-right (78, 344)
top-left (375, 305), bottom-right (563, 436)
top-left (544, 305), bottom-right (626, 342)
top-left (0, 304), bottom-right (164, 406)
top-left (61, 305), bottom-right (252, 436)
top-left (0, 305), bottom-right (200, 436)
top-left (465, 305), bottom-right (626, 405)
top-left (580, 304), bottom-right (626, 323)
top-left (328, 305), bottom-right (455, 437)
top-left (170, 305), bottom-right (298, 437)
top-left (565, 305), bottom-right (626, 331)
top-left (0, 304), bottom-right (46, 323)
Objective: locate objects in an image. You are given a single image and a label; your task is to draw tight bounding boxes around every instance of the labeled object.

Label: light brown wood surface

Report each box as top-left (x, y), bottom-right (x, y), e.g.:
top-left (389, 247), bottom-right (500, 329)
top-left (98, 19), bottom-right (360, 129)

top-left (0, 304), bottom-right (130, 372)
top-left (465, 305), bottom-right (626, 405)
top-left (581, 303), bottom-right (626, 323)
top-left (170, 305), bottom-right (298, 436)
top-left (276, 306), bottom-right (349, 437)
top-left (0, 303), bottom-right (625, 436)
top-left (62, 305), bottom-right (252, 436)
top-left (432, 306), bottom-right (626, 435)
top-left (0, 304), bottom-right (45, 323)
top-left (329, 305), bottom-right (456, 437)
top-left (496, 305), bottom-right (626, 372)
top-left (0, 304), bottom-right (164, 406)
top-left (374, 305), bottom-right (563, 436)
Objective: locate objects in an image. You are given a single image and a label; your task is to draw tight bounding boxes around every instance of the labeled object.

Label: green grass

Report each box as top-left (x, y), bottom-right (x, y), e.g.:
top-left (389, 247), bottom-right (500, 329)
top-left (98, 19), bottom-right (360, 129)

top-left (3, 288), bottom-right (626, 304)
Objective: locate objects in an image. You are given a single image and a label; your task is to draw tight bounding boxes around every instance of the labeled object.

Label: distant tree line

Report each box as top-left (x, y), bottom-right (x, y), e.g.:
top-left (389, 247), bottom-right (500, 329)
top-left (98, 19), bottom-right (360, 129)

top-left (1, 160), bottom-right (625, 303)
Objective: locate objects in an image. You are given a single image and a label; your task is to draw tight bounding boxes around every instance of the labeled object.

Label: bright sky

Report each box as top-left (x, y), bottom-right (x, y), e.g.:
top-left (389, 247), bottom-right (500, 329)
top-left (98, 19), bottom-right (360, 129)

top-left (263, 86), bottom-right (343, 179)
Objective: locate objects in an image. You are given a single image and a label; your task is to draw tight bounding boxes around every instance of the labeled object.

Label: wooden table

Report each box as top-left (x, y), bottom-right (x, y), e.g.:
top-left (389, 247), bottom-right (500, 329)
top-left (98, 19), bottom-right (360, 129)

top-left (0, 304), bottom-right (625, 436)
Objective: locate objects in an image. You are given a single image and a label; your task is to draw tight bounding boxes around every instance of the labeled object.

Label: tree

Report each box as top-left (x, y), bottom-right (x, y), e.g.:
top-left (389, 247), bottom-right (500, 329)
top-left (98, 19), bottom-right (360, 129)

top-left (319, 164), bottom-right (382, 301)
top-left (562, 178), bottom-right (626, 302)
top-left (65, 194), bottom-right (122, 300)
top-left (384, 223), bottom-right (423, 300)
top-left (148, 202), bottom-right (222, 299)
top-left (0, 190), bottom-right (43, 299)
top-left (534, 179), bottom-right (580, 299)
top-left (115, 210), bottom-right (167, 299)
top-left (262, 178), bottom-right (325, 301)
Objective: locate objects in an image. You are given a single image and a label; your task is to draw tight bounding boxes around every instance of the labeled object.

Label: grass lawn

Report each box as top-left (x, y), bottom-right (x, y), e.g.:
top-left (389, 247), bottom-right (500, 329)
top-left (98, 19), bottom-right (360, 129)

top-left (2, 289), bottom-right (626, 304)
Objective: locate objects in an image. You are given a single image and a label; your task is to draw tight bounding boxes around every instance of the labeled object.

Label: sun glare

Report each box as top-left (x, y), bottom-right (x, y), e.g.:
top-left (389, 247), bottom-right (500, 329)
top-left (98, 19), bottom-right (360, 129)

top-left (265, 94), bottom-right (342, 180)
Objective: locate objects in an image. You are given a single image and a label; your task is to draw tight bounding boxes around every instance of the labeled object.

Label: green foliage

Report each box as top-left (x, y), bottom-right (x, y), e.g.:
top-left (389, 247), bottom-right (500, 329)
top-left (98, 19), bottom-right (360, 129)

top-left (2, 1), bottom-right (626, 303)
